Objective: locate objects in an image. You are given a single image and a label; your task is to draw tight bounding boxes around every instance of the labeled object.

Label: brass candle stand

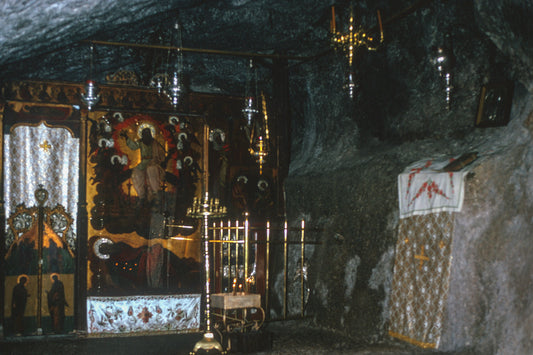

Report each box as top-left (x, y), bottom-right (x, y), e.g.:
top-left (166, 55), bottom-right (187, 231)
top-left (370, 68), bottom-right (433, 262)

top-left (189, 192), bottom-right (227, 355)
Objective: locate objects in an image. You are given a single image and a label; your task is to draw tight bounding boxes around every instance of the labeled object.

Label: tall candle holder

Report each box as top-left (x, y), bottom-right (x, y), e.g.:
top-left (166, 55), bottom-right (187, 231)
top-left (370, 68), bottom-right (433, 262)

top-left (189, 192), bottom-right (227, 355)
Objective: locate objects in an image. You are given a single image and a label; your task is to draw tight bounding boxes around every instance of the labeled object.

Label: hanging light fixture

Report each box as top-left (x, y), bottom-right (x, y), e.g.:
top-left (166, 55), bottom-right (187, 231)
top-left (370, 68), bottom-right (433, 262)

top-left (240, 59), bottom-right (269, 173)
top-left (242, 59), bottom-right (259, 126)
top-left (165, 20), bottom-right (184, 108)
top-left (343, 71), bottom-right (357, 99)
top-left (432, 32), bottom-right (455, 110)
top-left (149, 17), bottom-right (184, 109)
top-left (81, 43), bottom-right (101, 111)
top-left (248, 93), bottom-right (270, 175)
top-left (330, 5), bottom-right (384, 98)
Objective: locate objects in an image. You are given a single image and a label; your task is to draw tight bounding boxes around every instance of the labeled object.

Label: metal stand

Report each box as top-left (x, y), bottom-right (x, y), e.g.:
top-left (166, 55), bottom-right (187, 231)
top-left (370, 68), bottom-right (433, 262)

top-left (189, 194), bottom-right (227, 354)
top-left (189, 124), bottom-right (227, 354)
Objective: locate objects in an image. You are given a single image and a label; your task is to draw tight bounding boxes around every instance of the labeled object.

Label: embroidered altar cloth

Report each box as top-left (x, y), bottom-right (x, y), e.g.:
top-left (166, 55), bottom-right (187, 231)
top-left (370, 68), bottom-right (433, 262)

top-left (398, 157), bottom-right (468, 219)
top-left (87, 294), bottom-right (200, 335)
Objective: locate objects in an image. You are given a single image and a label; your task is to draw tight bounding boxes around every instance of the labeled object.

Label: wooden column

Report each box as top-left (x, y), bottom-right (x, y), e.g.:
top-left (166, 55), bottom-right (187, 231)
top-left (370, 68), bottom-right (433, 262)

top-left (75, 110), bottom-right (89, 332)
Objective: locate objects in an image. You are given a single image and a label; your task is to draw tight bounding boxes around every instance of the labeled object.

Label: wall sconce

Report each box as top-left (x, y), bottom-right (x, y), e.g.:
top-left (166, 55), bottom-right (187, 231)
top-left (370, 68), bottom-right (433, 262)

top-left (81, 44), bottom-right (101, 111)
top-left (330, 5), bottom-right (384, 98)
top-left (432, 33), bottom-right (455, 110)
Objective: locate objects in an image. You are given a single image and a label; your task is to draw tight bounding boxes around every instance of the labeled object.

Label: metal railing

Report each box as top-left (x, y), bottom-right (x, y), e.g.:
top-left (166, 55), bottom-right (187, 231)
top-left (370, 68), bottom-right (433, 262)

top-left (209, 217), bottom-right (321, 321)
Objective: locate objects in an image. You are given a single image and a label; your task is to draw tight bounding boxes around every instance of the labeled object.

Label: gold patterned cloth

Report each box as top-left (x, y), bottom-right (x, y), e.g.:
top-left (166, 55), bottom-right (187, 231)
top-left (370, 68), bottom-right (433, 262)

top-left (388, 212), bottom-right (454, 349)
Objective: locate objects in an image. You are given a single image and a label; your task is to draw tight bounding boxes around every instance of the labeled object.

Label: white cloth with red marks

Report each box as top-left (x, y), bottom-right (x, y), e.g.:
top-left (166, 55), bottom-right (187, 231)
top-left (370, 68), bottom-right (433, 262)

top-left (398, 157), bottom-right (468, 218)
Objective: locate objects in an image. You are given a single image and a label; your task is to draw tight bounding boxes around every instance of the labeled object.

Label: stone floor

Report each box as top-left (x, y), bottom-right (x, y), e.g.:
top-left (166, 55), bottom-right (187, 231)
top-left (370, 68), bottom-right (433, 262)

top-left (247, 320), bottom-right (476, 355)
top-left (0, 320), bottom-right (478, 355)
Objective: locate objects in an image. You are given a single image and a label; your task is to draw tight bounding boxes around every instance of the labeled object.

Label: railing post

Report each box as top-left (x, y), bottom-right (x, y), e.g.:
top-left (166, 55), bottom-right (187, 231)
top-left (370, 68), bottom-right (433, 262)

top-left (283, 220), bottom-right (288, 319)
top-left (300, 219), bottom-right (305, 317)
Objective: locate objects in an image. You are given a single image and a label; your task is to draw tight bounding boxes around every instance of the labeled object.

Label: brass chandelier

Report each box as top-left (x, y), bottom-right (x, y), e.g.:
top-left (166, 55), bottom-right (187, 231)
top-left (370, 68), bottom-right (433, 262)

top-left (330, 5), bottom-right (384, 98)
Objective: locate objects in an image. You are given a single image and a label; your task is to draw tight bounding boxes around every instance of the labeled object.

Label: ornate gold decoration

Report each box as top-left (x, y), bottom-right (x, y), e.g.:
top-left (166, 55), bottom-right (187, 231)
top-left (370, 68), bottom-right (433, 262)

top-left (414, 245), bottom-right (430, 270)
top-left (330, 5), bottom-right (384, 97)
top-left (330, 5), bottom-right (384, 66)
top-left (187, 194), bottom-right (227, 218)
top-left (190, 332), bottom-right (225, 354)
top-left (105, 69), bottom-right (140, 86)
top-left (17, 274), bottom-right (30, 284)
top-left (136, 121), bottom-right (157, 139)
top-left (248, 94), bottom-right (270, 175)
top-left (10, 119), bottom-right (75, 137)
top-left (389, 330), bottom-right (437, 349)
top-left (7, 204), bottom-right (38, 241)
top-left (39, 140), bottom-right (52, 152)
top-left (4, 80), bottom-right (243, 115)
top-left (188, 193), bottom-right (227, 354)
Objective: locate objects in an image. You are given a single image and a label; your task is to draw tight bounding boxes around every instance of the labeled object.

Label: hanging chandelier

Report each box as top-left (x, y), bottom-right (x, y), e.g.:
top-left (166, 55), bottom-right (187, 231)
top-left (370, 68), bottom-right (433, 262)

top-left (248, 93), bottom-right (270, 175)
top-left (239, 59), bottom-right (269, 173)
top-left (149, 18), bottom-right (185, 109)
top-left (330, 5), bottom-right (384, 98)
top-left (81, 44), bottom-right (101, 111)
top-left (242, 59), bottom-right (259, 126)
top-left (432, 32), bottom-right (455, 110)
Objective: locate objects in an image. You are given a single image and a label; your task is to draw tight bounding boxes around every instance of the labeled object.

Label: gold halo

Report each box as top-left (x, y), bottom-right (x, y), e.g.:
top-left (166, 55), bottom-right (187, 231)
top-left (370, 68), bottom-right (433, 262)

top-left (137, 122), bottom-right (156, 139)
top-left (50, 273), bottom-right (60, 282)
top-left (17, 274), bottom-right (29, 284)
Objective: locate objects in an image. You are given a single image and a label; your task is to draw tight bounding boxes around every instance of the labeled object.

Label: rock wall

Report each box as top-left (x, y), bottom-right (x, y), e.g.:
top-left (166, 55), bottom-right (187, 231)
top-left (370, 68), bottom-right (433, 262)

top-left (281, 0), bottom-right (533, 351)
top-left (283, 80), bottom-right (533, 353)
top-left (442, 89), bottom-right (533, 353)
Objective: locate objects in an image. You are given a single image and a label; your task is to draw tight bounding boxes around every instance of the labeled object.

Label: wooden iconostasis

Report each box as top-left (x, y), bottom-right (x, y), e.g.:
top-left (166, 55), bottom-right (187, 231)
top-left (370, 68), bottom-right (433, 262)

top-left (1, 80), bottom-right (282, 335)
top-left (85, 100), bottom-right (279, 297)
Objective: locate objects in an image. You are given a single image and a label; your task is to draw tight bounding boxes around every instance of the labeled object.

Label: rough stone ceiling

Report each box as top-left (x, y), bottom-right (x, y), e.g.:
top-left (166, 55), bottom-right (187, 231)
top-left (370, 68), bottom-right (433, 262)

top-left (0, 0), bottom-right (395, 94)
top-left (0, 0), bottom-right (329, 89)
top-left (2, 1), bottom-right (533, 84)
top-left (2, 0), bottom-right (533, 141)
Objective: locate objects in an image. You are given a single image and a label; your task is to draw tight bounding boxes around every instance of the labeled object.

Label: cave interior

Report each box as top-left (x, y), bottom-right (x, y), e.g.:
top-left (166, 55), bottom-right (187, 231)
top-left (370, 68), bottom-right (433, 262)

top-left (1, 0), bottom-right (532, 354)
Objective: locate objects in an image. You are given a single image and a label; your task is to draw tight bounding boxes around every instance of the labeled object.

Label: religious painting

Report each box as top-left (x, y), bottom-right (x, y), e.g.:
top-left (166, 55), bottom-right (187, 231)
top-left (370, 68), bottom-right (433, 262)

top-left (3, 119), bottom-right (79, 336)
top-left (228, 172), bottom-right (276, 220)
top-left (475, 80), bottom-right (514, 128)
top-left (3, 200), bottom-right (76, 336)
top-left (86, 112), bottom-right (203, 296)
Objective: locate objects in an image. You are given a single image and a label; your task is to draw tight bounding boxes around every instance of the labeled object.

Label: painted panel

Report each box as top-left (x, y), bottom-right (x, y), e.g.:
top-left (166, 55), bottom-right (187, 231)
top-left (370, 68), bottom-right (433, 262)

top-left (86, 112), bottom-right (203, 295)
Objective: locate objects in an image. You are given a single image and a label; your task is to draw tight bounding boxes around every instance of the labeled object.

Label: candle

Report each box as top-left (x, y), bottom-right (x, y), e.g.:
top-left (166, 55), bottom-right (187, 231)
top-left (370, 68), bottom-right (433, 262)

top-left (377, 10), bottom-right (383, 41)
top-left (331, 6), bottom-right (336, 33)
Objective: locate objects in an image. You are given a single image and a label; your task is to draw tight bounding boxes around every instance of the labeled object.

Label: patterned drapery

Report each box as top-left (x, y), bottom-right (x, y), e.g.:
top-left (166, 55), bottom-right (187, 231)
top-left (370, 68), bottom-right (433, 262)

top-left (4, 122), bottom-right (79, 246)
top-left (388, 212), bottom-right (454, 349)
